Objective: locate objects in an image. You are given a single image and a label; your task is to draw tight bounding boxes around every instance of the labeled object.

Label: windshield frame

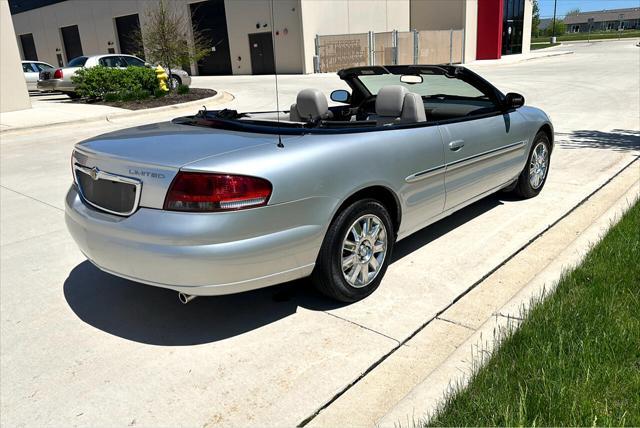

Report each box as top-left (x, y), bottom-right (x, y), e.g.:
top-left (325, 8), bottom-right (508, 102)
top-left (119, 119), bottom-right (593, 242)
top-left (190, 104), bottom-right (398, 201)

top-left (339, 65), bottom-right (505, 108)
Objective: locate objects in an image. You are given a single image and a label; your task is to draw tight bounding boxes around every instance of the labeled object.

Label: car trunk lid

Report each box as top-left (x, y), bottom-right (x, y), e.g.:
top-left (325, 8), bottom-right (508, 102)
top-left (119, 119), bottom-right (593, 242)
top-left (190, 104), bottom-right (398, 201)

top-left (73, 121), bottom-right (275, 211)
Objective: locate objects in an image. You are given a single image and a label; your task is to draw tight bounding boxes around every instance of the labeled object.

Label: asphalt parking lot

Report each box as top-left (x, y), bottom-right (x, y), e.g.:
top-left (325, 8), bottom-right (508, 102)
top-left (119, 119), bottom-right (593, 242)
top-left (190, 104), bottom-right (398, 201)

top-left (1, 40), bottom-right (639, 426)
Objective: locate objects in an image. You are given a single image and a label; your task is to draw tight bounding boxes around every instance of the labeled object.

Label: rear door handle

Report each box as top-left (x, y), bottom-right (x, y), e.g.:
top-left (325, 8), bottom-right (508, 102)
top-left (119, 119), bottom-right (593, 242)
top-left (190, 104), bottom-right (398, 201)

top-left (449, 140), bottom-right (465, 151)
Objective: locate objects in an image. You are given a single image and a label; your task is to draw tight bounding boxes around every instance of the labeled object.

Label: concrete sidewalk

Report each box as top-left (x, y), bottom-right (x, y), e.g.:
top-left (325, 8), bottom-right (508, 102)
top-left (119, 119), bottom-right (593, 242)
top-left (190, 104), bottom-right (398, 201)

top-left (0, 91), bottom-right (233, 135)
top-left (1, 40), bottom-right (638, 427)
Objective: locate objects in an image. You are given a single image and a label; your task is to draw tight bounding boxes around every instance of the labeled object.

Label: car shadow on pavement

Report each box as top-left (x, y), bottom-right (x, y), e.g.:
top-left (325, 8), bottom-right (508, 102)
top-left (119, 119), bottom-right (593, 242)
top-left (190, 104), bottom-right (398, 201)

top-left (392, 193), bottom-right (503, 261)
top-left (64, 194), bottom-right (505, 346)
top-left (63, 262), bottom-right (340, 346)
top-left (557, 129), bottom-right (640, 152)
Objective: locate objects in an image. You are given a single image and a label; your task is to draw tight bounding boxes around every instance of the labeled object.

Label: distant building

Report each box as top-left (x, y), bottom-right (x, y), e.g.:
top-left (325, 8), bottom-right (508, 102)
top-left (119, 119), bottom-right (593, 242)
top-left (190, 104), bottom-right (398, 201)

top-left (8, 0), bottom-right (410, 75)
top-left (564, 7), bottom-right (640, 33)
top-left (411, 0), bottom-right (534, 60)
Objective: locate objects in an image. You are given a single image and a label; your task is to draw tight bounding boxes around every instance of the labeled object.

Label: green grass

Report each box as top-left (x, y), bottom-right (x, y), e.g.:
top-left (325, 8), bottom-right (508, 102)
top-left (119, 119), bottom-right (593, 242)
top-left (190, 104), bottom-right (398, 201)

top-left (428, 200), bottom-right (640, 427)
top-left (531, 30), bottom-right (640, 43)
top-left (530, 42), bottom-right (560, 50)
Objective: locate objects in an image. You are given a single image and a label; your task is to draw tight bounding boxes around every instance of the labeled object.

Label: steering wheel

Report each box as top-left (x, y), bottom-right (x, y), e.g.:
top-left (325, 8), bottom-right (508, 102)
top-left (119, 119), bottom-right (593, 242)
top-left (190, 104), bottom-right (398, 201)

top-left (353, 95), bottom-right (376, 121)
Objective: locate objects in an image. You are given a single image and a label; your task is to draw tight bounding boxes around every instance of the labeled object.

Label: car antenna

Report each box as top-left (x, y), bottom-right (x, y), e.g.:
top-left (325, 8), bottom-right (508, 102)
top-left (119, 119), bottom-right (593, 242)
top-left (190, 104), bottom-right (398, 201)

top-left (270, 0), bottom-right (284, 149)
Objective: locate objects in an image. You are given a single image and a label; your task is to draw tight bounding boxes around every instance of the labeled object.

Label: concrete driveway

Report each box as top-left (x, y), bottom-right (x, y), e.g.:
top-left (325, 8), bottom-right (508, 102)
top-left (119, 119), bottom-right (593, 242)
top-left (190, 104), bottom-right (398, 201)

top-left (1, 40), bottom-right (638, 427)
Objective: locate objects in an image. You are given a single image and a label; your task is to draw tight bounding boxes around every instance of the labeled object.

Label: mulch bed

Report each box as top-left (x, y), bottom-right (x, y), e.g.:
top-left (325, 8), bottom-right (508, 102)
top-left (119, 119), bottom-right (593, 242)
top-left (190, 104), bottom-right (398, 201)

top-left (83, 88), bottom-right (217, 110)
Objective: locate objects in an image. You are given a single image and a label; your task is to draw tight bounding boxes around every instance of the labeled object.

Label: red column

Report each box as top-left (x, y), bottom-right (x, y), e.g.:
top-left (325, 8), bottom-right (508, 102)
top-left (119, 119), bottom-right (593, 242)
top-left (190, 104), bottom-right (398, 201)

top-left (476, 0), bottom-right (504, 59)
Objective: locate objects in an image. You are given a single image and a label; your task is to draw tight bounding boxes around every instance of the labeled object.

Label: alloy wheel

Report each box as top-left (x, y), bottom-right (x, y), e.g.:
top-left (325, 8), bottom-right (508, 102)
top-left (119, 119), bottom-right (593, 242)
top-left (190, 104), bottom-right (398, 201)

top-left (341, 214), bottom-right (388, 288)
top-left (529, 141), bottom-right (549, 189)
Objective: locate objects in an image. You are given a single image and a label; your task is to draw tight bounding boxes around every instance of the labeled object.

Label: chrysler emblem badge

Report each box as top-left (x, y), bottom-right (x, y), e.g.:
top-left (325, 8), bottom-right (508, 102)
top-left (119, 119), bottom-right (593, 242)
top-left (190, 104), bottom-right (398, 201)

top-left (90, 167), bottom-right (99, 181)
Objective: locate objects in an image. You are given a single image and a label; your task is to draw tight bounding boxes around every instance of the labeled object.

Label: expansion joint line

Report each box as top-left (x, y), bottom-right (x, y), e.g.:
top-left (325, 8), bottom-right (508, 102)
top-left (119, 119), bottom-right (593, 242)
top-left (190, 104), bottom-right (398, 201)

top-left (297, 156), bottom-right (639, 427)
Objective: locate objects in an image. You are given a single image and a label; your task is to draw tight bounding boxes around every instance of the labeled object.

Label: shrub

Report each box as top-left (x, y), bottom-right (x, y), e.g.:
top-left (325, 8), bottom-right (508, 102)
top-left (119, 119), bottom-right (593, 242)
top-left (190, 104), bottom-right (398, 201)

top-left (103, 92), bottom-right (120, 102)
top-left (153, 88), bottom-right (167, 98)
top-left (102, 89), bottom-right (151, 103)
top-left (177, 84), bottom-right (190, 95)
top-left (72, 66), bottom-right (158, 100)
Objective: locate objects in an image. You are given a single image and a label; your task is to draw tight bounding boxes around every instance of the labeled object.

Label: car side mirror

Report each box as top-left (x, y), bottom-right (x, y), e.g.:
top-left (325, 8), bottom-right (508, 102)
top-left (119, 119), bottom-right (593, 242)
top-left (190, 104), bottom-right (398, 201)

top-left (144, 62), bottom-right (152, 68)
top-left (504, 92), bottom-right (525, 110)
top-left (330, 89), bottom-right (351, 104)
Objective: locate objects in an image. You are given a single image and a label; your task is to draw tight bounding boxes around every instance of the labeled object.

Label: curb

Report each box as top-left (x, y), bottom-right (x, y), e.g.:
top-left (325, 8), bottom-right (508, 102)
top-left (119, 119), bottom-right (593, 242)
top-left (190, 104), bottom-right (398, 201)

top-left (469, 50), bottom-right (574, 67)
top-left (302, 157), bottom-right (640, 428)
top-left (0, 90), bottom-right (234, 136)
top-left (521, 50), bottom-right (574, 62)
top-left (376, 158), bottom-right (640, 427)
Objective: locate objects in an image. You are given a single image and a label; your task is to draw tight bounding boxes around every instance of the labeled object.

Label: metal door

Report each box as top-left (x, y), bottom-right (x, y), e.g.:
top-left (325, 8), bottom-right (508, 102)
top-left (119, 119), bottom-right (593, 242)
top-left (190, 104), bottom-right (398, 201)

top-left (20, 33), bottom-right (38, 61)
top-left (190, 0), bottom-right (232, 75)
top-left (115, 14), bottom-right (141, 55)
top-left (60, 25), bottom-right (83, 63)
top-left (248, 32), bottom-right (275, 75)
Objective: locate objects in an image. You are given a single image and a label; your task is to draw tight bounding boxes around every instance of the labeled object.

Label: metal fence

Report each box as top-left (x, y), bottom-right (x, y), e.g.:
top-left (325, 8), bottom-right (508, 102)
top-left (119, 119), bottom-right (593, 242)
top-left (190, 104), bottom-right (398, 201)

top-left (315, 29), bottom-right (464, 73)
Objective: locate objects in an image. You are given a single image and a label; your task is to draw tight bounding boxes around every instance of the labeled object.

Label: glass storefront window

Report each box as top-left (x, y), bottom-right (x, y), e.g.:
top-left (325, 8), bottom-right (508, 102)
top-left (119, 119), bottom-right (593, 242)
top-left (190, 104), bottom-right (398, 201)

top-left (502, 0), bottom-right (525, 55)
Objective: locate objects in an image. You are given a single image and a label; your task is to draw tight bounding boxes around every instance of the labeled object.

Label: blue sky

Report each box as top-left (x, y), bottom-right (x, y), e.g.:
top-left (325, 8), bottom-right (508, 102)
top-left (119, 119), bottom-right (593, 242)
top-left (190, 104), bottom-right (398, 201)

top-left (538, 0), bottom-right (640, 19)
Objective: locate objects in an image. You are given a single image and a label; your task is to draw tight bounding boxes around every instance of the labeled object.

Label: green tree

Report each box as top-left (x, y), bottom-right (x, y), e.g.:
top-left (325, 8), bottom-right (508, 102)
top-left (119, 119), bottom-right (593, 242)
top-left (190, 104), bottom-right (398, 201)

top-left (531, 0), bottom-right (541, 37)
top-left (131, 0), bottom-right (209, 90)
top-left (564, 7), bottom-right (581, 18)
top-left (546, 20), bottom-right (566, 36)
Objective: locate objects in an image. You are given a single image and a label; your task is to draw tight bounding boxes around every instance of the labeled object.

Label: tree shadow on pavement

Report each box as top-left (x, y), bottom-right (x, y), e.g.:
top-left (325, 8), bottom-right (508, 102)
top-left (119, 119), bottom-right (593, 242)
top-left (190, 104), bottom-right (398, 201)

top-left (557, 129), bottom-right (640, 152)
top-left (64, 194), bottom-right (505, 346)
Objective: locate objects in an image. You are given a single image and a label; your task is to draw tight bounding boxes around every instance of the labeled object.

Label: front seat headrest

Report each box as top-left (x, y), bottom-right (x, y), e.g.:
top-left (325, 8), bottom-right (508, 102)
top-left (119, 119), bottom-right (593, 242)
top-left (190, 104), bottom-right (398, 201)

top-left (401, 92), bottom-right (427, 123)
top-left (376, 85), bottom-right (408, 117)
top-left (295, 88), bottom-right (329, 121)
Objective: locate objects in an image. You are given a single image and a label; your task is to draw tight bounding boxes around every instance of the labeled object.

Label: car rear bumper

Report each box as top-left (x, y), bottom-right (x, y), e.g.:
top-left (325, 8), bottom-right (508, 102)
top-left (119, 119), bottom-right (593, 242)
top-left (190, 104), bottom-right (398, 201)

top-left (37, 79), bottom-right (73, 92)
top-left (65, 186), bottom-right (331, 296)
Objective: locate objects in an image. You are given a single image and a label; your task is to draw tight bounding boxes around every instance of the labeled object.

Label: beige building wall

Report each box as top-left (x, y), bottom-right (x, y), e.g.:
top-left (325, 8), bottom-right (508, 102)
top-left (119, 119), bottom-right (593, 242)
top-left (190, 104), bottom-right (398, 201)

top-left (12, 0), bottom-right (148, 67)
top-left (411, 0), bottom-right (477, 63)
top-left (521, 0), bottom-right (533, 55)
top-left (411, 0), bottom-right (465, 30)
top-left (224, 0), bottom-right (303, 74)
top-left (462, 0), bottom-right (477, 63)
top-left (11, 0), bottom-right (304, 75)
top-left (299, 0), bottom-right (410, 73)
top-left (1, 0), bottom-right (30, 113)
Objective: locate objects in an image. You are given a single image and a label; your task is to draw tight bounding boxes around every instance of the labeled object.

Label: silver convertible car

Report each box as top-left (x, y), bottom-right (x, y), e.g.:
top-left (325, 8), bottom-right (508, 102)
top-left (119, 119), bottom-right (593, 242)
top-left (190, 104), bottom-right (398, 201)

top-left (65, 65), bottom-right (553, 303)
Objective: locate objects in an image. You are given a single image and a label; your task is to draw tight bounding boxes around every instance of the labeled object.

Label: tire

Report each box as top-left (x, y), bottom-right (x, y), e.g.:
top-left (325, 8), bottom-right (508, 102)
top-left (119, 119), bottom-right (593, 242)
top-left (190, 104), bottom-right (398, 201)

top-left (66, 91), bottom-right (81, 99)
top-left (312, 199), bottom-right (395, 302)
top-left (170, 75), bottom-right (181, 90)
top-left (513, 131), bottom-right (552, 198)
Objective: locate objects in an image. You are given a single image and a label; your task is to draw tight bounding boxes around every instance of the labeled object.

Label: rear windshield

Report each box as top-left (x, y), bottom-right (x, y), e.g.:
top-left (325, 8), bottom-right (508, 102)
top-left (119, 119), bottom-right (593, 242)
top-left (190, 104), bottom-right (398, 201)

top-left (67, 56), bottom-right (88, 67)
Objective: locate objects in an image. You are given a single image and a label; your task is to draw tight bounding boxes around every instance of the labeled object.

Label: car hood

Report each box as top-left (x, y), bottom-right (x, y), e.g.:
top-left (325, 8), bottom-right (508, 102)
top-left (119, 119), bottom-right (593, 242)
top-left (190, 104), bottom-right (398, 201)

top-left (75, 121), bottom-right (276, 168)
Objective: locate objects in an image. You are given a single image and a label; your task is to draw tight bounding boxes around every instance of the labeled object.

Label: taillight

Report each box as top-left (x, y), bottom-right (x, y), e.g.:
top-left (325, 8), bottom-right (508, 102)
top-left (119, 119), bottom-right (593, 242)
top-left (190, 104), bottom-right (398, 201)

top-left (53, 68), bottom-right (63, 79)
top-left (164, 172), bottom-right (272, 212)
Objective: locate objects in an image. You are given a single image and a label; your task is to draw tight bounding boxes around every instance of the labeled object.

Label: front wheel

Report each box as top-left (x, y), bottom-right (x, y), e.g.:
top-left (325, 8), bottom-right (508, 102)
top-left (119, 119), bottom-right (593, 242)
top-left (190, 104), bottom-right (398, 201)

top-left (513, 131), bottom-right (551, 198)
top-left (312, 199), bottom-right (395, 302)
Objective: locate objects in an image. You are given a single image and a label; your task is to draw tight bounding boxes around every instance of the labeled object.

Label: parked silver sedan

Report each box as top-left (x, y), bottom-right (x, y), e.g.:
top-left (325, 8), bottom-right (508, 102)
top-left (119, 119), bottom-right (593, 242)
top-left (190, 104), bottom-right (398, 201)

top-left (65, 65), bottom-right (553, 303)
top-left (37, 54), bottom-right (191, 98)
top-left (21, 60), bottom-right (54, 91)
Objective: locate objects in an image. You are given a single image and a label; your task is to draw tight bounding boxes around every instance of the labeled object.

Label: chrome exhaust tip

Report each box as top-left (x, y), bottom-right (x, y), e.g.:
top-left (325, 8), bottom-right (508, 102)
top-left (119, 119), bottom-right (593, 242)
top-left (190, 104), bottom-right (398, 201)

top-left (178, 292), bottom-right (197, 304)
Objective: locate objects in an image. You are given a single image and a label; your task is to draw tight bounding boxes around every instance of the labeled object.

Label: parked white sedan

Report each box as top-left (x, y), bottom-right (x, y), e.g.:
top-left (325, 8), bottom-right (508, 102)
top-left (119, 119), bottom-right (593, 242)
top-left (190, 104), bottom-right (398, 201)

top-left (37, 54), bottom-right (191, 98)
top-left (21, 60), bottom-right (54, 91)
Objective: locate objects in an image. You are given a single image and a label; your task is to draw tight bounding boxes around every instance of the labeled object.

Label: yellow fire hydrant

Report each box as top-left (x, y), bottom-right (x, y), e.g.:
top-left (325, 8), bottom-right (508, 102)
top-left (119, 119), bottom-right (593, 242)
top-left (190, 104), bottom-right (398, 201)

top-left (155, 65), bottom-right (169, 92)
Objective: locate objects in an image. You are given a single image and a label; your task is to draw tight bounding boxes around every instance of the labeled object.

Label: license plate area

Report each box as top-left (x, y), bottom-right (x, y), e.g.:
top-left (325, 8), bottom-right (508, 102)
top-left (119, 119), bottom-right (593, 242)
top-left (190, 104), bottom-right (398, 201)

top-left (74, 164), bottom-right (141, 216)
